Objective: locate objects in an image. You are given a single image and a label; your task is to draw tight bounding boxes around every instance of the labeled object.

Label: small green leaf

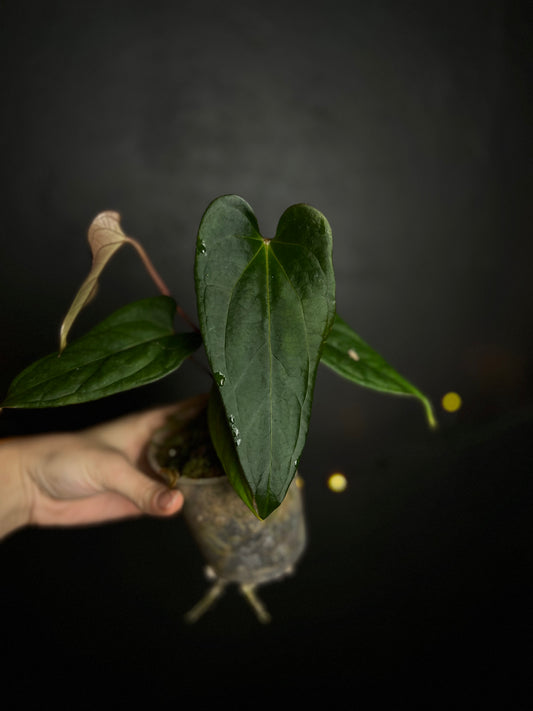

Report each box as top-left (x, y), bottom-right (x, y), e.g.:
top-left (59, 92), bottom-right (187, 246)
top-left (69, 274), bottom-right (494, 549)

top-left (195, 195), bottom-right (335, 518)
top-left (321, 312), bottom-right (437, 428)
top-left (2, 296), bottom-right (201, 408)
top-left (207, 386), bottom-right (258, 517)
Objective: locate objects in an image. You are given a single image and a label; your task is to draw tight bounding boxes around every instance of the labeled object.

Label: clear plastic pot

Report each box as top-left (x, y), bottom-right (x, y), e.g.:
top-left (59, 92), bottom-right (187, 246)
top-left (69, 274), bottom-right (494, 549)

top-left (147, 395), bottom-right (306, 622)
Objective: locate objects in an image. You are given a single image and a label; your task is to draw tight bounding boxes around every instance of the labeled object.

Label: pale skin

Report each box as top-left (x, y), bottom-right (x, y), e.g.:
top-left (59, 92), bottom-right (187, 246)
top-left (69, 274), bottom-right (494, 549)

top-left (0, 406), bottom-right (183, 540)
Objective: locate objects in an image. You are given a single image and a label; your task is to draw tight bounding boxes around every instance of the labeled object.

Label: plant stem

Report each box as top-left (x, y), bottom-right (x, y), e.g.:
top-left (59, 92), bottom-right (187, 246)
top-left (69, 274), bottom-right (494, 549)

top-left (128, 239), bottom-right (201, 334)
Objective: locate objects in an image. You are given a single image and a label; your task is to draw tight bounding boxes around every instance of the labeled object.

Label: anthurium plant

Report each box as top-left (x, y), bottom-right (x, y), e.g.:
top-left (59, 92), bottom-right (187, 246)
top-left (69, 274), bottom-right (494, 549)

top-left (1, 195), bottom-right (435, 519)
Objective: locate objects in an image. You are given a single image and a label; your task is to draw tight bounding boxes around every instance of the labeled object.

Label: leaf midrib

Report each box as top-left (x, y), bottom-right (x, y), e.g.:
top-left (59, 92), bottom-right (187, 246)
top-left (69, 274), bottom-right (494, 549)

top-left (265, 241), bottom-right (273, 501)
top-left (9, 331), bottom-right (178, 400)
top-left (269, 243), bottom-right (312, 445)
top-left (33, 349), bottom-right (167, 406)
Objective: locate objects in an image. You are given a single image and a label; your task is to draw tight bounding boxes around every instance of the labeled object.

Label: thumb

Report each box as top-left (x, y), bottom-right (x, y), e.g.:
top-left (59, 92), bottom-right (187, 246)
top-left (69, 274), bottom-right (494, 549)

top-left (97, 454), bottom-right (184, 517)
top-left (150, 486), bottom-right (184, 516)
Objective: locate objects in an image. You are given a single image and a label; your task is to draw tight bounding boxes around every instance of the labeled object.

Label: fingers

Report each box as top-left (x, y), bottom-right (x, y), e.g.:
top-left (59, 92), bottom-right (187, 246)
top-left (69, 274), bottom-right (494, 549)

top-left (115, 472), bottom-right (184, 517)
top-left (86, 404), bottom-right (179, 461)
top-left (24, 489), bottom-right (183, 527)
top-left (86, 449), bottom-right (184, 517)
top-left (86, 394), bottom-right (210, 461)
top-left (154, 488), bottom-right (183, 514)
top-left (110, 463), bottom-right (183, 516)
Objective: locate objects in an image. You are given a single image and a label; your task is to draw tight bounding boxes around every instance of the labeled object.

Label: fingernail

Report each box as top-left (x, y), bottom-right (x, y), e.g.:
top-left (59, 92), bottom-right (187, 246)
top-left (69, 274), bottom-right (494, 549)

top-left (157, 489), bottom-right (180, 511)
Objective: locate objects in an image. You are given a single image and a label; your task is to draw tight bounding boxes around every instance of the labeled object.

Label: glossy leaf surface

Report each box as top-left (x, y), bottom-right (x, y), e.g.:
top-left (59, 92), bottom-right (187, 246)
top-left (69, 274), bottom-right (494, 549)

top-left (195, 195), bottom-right (335, 518)
top-left (321, 313), bottom-right (436, 428)
top-left (2, 296), bottom-right (201, 408)
top-left (207, 387), bottom-right (257, 516)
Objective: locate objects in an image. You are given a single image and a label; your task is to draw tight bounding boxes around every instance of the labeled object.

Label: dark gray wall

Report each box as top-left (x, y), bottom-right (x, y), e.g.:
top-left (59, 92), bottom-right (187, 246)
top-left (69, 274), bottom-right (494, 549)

top-left (1, 1), bottom-right (531, 707)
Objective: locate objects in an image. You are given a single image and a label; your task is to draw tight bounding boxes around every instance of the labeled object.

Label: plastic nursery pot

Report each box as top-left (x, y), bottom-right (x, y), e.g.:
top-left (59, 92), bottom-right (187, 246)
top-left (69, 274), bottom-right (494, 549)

top-left (147, 394), bottom-right (307, 623)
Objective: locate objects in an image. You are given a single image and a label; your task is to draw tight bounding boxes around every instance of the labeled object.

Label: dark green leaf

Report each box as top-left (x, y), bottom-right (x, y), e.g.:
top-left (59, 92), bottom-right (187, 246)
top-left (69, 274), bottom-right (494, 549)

top-left (195, 195), bottom-right (335, 518)
top-left (321, 312), bottom-right (437, 428)
top-left (207, 386), bottom-right (257, 517)
top-left (2, 296), bottom-right (202, 408)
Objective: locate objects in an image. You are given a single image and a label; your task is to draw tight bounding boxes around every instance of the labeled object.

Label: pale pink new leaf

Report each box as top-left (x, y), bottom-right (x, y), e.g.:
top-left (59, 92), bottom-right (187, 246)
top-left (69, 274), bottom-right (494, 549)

top-left (59, 211), bottom-right (170, 352)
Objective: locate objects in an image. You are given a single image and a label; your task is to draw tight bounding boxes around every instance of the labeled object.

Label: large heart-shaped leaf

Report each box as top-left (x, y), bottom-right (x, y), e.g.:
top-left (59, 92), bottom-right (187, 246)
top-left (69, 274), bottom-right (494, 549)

top-left (2, 296), bottom-right (201, 408)
top-left (195, 195), bottom-right (335, 518)
top-left (321, 312), bottom-right (437, 428)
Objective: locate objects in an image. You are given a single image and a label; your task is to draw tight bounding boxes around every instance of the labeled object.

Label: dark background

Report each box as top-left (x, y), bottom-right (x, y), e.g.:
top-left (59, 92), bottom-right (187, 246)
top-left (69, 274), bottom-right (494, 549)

top-left (1, 1), bottom-right (531, 707)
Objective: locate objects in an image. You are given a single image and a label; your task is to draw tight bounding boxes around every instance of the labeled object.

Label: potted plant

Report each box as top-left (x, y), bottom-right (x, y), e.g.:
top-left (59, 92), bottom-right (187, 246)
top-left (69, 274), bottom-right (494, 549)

top-left (1, 195), bottom-right (436, 622)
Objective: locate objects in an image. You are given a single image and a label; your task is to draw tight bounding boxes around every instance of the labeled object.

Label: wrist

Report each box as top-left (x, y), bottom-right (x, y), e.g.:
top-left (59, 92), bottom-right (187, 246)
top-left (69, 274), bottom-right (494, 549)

top-left (0, 438), bottom-right (32, 539)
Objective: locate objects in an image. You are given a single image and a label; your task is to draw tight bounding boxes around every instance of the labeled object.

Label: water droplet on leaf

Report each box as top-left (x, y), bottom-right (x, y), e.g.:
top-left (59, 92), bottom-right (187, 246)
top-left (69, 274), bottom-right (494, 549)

top-left (214, 371), bottom-right (226, 387)
top-left (197, 240), bottom-right (207, 255)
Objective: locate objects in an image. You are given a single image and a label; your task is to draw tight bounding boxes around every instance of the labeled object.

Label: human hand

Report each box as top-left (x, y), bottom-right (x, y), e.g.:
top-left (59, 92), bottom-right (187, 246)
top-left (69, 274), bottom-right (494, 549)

top-left (0, 406), bottom-right (183, 538)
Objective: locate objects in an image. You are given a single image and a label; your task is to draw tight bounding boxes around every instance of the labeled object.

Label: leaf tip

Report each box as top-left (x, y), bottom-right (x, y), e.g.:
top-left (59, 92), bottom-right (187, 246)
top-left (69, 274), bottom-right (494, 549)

top-left (89, 210), bottom-right (124, 238)
top-left (423, 398), bottom-right (438, 430)
top-left (255, 491), bottom-right (283, 520)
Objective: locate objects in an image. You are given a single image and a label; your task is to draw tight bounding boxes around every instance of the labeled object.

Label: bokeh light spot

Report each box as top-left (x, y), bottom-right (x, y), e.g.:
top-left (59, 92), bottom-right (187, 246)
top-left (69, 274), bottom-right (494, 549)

top-left (442, 391), bottom-right (462, 412)
top-left (327, 472), bottom-right (348, 493)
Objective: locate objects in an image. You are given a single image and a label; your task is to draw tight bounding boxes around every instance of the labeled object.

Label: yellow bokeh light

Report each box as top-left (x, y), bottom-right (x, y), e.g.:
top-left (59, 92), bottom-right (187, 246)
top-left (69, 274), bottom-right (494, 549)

top-left (441, 391), bottom-right (462, 412)
top-left (327, 472), bottom-right (348, 493)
